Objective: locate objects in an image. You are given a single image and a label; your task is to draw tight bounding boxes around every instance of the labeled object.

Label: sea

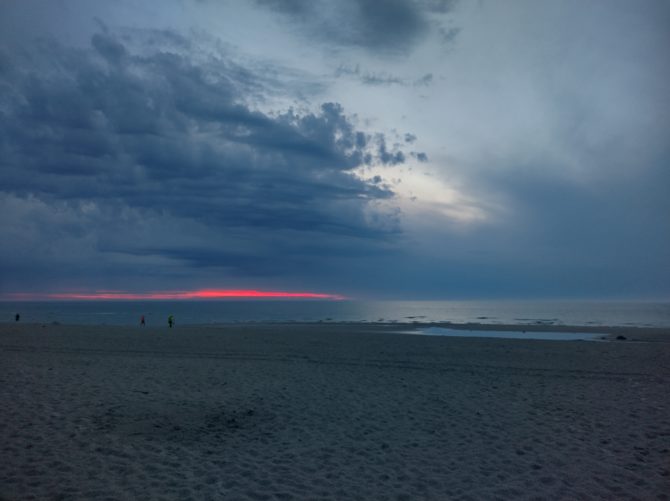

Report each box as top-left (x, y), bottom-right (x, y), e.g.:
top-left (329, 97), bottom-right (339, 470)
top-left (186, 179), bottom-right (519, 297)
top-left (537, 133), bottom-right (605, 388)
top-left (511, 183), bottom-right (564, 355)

top-left (1, 300), bottom-right (669, 328)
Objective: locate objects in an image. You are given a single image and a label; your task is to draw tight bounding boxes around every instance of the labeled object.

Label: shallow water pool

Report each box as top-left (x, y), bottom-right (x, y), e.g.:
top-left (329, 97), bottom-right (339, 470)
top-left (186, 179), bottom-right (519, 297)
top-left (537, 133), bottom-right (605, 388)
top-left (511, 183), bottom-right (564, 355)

top-left (409, 327), bottom-right (605, 341)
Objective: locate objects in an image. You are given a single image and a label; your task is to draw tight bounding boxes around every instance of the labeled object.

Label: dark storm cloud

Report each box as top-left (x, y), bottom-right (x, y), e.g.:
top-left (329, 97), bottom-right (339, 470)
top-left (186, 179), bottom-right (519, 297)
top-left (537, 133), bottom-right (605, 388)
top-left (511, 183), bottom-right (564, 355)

top-left (0, 29), bottom-right (412, 288)
top-left (256, 0), bottom-right (457, 52)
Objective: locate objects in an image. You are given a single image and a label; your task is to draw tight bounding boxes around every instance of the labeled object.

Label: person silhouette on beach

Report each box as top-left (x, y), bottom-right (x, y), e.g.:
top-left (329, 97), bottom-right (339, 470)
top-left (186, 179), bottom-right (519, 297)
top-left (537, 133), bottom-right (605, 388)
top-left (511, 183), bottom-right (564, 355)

top-left (140, 315), bottom-right (145, 327)
top-left (15, 313), bottom-right (20, 322)
top-left (168, 315), bottom-right (174, 328)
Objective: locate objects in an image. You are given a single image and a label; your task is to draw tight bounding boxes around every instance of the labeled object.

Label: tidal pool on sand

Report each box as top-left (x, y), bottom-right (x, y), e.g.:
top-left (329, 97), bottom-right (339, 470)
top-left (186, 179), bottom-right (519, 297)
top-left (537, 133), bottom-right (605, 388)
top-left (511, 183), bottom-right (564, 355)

top-left (410, 327), bottom-right (604, 341)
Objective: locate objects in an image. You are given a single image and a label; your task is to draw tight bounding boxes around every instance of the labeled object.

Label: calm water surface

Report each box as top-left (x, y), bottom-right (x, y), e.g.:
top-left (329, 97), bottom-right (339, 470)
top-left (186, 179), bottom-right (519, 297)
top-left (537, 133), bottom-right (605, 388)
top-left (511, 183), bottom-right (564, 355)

top-left (1, 300), bottom-right (669, 328)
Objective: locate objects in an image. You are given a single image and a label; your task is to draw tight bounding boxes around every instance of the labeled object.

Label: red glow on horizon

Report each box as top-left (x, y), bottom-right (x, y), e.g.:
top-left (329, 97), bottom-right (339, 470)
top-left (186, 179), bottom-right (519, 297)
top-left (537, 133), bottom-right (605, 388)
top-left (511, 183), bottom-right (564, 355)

top-left (4, 289), bottom-right (346, 301)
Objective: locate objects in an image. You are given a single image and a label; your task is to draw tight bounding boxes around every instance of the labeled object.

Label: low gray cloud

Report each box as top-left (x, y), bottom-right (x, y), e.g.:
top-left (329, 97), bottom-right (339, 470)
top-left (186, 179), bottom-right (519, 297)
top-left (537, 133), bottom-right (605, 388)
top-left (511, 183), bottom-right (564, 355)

top-left (0, 29), bottom-right (412, 292)
top-left (335, 64), bottom-right (434, 88)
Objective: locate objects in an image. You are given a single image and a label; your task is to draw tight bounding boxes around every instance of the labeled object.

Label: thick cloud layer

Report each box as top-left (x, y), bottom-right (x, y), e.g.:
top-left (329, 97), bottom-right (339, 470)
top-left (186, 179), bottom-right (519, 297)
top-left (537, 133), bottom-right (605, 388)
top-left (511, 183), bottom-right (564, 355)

top-left (0, 0), bottom-right (668, 299)
top-left (0, 30), bottom-right (410, 292)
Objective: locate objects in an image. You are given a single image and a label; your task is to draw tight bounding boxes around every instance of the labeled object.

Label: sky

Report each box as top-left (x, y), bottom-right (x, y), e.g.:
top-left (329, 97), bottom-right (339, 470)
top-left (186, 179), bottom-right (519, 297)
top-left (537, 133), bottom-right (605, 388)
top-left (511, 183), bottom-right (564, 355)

top-left (0, 0), bottom-right (668, 300)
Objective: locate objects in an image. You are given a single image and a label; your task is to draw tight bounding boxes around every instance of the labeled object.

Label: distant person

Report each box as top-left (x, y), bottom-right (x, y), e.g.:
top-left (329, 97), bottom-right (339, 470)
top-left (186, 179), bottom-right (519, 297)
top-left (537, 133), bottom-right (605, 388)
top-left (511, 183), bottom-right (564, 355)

top-left (15, 313), bottom-right (20, 322)
top-left (140, 315), bottom-right (145, 327)
top-left (168, 315), bottom-right (174, 328)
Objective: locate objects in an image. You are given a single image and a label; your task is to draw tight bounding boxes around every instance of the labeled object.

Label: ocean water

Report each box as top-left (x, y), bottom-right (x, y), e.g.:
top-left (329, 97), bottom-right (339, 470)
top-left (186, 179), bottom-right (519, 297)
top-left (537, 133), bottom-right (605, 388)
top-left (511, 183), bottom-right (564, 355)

top-left (1, 300), bottom-right (669, 328)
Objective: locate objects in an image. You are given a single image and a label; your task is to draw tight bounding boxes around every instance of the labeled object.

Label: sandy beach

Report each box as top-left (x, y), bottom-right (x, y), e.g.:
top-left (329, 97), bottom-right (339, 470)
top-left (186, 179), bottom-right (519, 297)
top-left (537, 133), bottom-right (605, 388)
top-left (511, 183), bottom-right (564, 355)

top-left (1, 322), bottom-right (669, 500)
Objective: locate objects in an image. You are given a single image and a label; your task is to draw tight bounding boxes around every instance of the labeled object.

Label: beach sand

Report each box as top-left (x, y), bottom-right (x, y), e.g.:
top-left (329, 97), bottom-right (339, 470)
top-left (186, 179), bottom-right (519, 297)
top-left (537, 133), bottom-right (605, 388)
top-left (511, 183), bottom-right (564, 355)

top-left (1, 322), bottom-right (669, 500)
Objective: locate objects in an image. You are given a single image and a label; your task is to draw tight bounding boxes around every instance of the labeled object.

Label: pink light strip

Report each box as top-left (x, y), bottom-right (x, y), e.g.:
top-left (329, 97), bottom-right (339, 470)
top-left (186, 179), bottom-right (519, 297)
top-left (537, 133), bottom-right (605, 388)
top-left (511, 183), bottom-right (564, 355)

top-left (4, 289), bottom-right (345, 300)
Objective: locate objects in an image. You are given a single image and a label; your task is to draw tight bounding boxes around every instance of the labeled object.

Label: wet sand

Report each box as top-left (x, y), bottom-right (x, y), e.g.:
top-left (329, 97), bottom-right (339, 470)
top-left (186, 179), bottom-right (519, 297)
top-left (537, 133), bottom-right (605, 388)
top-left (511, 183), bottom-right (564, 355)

top-left (1, 322), bottom-right (669, 499)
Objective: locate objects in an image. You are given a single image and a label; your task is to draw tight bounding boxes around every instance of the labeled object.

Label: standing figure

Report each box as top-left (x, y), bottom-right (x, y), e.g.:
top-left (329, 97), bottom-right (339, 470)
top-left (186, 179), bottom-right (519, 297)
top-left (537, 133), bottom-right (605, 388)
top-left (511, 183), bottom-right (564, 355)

top-left (15, 313), bottom-right (20, 322)
top-left (140, 315), bottom-right (145, 327)
top-left (168, 315), bottom-right (174, 328)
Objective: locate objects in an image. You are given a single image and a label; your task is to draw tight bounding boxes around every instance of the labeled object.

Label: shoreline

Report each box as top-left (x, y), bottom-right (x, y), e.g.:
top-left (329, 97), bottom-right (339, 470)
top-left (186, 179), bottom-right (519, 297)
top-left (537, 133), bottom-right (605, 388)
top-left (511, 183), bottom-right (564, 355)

top-left (3, 320), bottom-right (669, 341)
